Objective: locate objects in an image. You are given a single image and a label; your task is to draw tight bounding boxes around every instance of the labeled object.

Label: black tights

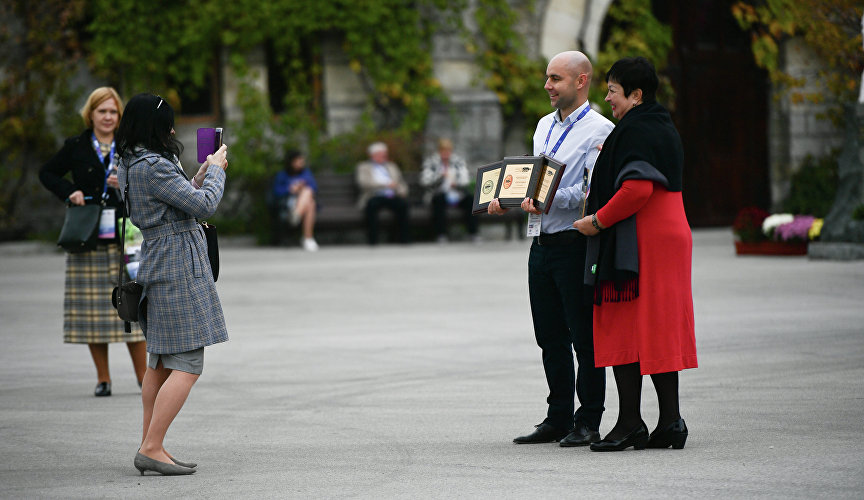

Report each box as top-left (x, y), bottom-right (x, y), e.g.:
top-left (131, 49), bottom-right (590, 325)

top-left (605, 362), bottom-right (680, 441)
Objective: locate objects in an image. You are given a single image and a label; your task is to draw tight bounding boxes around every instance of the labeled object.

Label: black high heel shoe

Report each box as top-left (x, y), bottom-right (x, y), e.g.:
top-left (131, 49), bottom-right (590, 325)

top-left (94, 382), bottom-right (111, 397)
top-left (647, 418), bottom-right (688, 449)
top-left (589, 422), bottom-right (649, 452)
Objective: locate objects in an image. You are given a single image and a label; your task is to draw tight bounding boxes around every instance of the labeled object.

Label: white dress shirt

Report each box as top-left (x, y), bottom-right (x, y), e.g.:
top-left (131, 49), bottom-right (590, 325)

top-left (532, 100), bottom-right (614, 234)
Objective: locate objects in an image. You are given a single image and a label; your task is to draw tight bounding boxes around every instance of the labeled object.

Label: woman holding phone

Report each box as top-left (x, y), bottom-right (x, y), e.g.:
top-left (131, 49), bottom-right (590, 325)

top-left (116, 93), bottom-right (228, 475)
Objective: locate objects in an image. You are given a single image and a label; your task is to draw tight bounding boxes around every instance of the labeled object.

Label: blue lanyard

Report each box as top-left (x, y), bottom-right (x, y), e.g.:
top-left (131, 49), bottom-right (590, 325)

top-left (542, 104), bottom-right (591, 158)
top-left (91, 133), bottom-right (116, 199)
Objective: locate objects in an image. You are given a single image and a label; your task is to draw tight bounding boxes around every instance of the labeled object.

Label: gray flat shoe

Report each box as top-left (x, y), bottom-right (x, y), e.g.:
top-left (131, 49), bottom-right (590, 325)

top-left (170, 456), bottom-right (197, 469)
top-left (134, 452), bottom-right (196, 476)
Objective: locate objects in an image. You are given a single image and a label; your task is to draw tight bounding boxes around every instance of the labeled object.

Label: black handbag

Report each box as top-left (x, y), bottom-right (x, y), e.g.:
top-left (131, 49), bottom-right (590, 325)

top-left (57, 203), bottom-right (101, 253)
top-left (111, 177), bottom-right (142, 323)
top-left (199, 221), bottom-right (219, 282)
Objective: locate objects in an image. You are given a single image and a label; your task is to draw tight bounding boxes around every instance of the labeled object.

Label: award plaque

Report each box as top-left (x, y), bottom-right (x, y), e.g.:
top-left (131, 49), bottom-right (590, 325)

top-left (497, 156), bottom-right (544, 208)
top-left (534, 154), bottom-right (567, 214)
top-left (472, 161), bottom-right (505, 214)
top-left (471, 155), bottom-right (568, 214)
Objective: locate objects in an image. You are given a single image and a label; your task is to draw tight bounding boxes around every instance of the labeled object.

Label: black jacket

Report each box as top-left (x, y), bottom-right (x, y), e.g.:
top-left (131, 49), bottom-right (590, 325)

top-left (39, 129), bottom-right (124, 210)
top-left (40, 129), bottom-right (124, 243)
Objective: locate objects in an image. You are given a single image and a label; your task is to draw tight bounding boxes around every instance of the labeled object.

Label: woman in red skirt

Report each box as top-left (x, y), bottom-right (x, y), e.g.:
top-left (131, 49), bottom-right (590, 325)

top-left (574, 57), bottom-right (697, 451)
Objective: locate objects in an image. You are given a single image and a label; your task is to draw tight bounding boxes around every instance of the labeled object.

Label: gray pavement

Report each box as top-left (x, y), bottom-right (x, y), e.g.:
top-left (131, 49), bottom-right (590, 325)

top-left (1, 229), bottom-right (863, 499)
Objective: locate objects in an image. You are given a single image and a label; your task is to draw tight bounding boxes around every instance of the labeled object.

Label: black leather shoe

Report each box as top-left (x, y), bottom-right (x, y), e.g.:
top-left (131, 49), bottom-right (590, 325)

top-left (589, 422), bottom-right (649, 452)
top-left (513, 423), bottom-right (571, 444)
top-left (647, 418), bottom-right (688, 449)
top-left (94, 382), bottom-right (111, 397)
top-left (559, 425), bottom-right (601, 447)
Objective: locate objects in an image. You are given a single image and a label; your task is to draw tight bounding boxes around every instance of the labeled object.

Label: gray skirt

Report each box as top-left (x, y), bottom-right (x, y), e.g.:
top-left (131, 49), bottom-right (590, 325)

top-left (148, 347), bottom-right (204, 375)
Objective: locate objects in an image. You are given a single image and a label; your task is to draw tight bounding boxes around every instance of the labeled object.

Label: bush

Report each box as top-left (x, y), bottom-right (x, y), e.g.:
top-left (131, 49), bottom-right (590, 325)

top-left (733, 206), bottom-right (770, 242)
top-left (310, 129), bottom-right (425, 174)
top-left (783, 151), bottom-right (838, 217)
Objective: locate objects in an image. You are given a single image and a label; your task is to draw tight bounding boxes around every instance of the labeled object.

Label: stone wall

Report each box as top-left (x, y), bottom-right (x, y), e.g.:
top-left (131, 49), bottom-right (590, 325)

top-left (769, 38), bottom-right (845, 210)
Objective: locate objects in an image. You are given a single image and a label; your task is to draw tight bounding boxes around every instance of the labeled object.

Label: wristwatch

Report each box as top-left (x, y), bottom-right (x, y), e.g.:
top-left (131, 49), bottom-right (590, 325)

top-left (591, 214), bottom-right (603, 231)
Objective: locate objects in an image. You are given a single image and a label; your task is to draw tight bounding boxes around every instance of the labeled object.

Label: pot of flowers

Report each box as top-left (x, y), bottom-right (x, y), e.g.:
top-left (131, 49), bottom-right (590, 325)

top-left (733, 207), bottom-right (821, 255)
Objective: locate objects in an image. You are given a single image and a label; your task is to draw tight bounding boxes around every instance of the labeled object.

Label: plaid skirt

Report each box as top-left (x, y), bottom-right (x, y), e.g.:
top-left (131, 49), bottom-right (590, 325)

top-left (63, 243), bottom-right (145, 344)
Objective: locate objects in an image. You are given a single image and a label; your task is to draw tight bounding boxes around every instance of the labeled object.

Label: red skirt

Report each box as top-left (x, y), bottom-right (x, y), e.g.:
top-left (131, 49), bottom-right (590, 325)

top-left (593, 188), bottom-right (697, 375)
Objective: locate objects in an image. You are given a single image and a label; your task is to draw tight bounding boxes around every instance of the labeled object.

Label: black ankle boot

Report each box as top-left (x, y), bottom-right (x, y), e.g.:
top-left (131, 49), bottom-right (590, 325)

top-left (647, 418), bottom-right (688, 449)
top-left (94, 382), bottom-right (111, 397)
top-left (590, 421), bottom-right (649, 452)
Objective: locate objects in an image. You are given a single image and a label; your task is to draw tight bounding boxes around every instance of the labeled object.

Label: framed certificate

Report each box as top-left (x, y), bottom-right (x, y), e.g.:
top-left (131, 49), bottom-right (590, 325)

top-left (497, 156), bottom-right (543, 208)
top-left (534, 155), bottom-right (567, 214)
top-left (472, 161), bottom-right (505, 214)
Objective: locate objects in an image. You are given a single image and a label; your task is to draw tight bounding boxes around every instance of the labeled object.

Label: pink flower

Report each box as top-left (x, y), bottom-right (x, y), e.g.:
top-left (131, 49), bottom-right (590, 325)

top-left (774, 215), bottom-right (816, 242)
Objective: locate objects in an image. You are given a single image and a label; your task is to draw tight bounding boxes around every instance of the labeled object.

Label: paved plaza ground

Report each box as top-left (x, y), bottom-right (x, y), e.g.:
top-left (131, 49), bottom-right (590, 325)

top-left (1, 229), bottom-right (863, 499)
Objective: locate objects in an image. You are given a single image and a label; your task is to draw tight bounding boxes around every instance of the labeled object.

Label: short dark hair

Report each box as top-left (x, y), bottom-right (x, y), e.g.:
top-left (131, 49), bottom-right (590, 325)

top-left (116, 93), bottom-right (183, 161)
top-left (284, 149), bottom-right (304, 171)
top-left (605, 57), bottom-right (659, 103)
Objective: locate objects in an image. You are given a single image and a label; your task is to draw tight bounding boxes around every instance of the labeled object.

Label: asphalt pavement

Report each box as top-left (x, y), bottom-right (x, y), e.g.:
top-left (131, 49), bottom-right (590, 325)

top-left (1, 229), bottom-right (862, 499)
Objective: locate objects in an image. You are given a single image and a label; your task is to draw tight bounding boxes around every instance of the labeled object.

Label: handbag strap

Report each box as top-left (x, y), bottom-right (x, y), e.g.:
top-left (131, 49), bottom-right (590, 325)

top-left (117, 155), bottom-right (147, 288)
top-left (118, 177), bottom-right (130, 289)
top-left (117, 167), bottom-right (132, 333)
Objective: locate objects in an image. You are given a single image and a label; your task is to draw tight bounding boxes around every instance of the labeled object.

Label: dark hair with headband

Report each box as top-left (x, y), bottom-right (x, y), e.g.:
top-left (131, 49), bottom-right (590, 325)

top-left (116, 93), bottom-right (184, 162)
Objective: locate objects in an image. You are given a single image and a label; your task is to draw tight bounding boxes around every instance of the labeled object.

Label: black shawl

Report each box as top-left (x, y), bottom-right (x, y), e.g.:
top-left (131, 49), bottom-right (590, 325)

top-left (584, 101), bottom-right (684, 304)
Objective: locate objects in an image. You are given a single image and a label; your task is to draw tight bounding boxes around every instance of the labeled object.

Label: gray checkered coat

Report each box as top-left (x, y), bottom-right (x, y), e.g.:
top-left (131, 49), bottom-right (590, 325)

top-left (118, 149), bottom-right (228, 354)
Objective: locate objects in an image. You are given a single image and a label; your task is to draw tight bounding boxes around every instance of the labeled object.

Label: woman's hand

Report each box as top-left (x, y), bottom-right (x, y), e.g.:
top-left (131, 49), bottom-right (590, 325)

top-left (193, 161), bottom-right (208, 187)
top-left (574, 214), bottom-right (600, 236)
top-left (207, 144), bottom-right (228, 171)
top-left (196, 144), bottom-right (229, 185)
top-left (106, 173), bottom-right (119, 189)
top-left (290, 180), bottom-right (306, 194)
top-left (68, 190), bottom-right (85, 206)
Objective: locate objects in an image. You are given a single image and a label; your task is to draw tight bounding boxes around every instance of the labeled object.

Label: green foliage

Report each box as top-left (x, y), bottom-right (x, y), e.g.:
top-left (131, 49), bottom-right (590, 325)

top-left (81, 0), bottom-right (468, 234)
top-left (732, 0), bottom-right (864, 106)
top-left (311, 129), bottom-right (425, 175)
top-left (87, 0), bottom-right (465, 134)
top-left (852, 204), bottom-right (864, 221)
top-left (0, 0), bottom-right (88, 239)
top-left (87, 0), bottom-right (221, 98)
top-left (782, 151), bottom-right (839, 217)
top-left (589, 0), bottom-right (675, 119)
top-left (470, 0), bottom-right (550, 134)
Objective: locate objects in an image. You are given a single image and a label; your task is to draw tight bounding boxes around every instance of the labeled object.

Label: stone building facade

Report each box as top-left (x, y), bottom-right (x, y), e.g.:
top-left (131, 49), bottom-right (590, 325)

top-left (8, 0), bottom-right (847, 237)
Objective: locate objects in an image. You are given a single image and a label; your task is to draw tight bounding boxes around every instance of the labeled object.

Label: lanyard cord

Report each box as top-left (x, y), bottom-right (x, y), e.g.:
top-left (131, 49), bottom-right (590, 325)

top-left (542, 104), bottom-right (591, 158)
top-left (92, 133), bottom-right (116, 200)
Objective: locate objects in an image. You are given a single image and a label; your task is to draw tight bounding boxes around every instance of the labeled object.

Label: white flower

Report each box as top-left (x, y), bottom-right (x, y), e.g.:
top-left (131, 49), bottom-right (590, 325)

top-left (762, 213), bottom-right (794, 235)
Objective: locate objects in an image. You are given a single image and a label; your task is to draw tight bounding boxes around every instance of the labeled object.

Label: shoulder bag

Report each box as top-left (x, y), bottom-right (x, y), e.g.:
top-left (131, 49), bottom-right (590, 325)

top-left (199, 221), bottom-right (219, 282)
top-left (57, 203), bottom-right (101, 252)
top-left (111, 172), bottom-right (142, 323)
top-left (57, 149), bottom-right (118, 253)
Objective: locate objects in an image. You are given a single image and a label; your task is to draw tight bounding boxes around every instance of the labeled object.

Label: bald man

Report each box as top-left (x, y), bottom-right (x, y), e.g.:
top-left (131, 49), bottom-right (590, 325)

top-left (490, 51), bottom-right (614, 446)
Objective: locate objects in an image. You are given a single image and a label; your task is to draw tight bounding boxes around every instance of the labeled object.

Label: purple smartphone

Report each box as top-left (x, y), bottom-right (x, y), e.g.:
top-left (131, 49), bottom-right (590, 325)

top-left (196, 127), bottom-right (223, 163)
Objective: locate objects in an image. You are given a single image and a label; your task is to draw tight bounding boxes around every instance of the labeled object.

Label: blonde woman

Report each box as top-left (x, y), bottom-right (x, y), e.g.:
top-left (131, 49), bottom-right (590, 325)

top-left (39, 87), bottom-right (146, 397)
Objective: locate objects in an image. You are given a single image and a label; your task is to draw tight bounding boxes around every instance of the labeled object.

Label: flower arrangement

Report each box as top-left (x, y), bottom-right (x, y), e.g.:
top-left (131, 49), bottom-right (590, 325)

top-left (733, 207), bottom-right (770, 242)
top-left (733, 207), bottom-right (823, 255)
top-left (763, 213), bottom-right (823, 242)
top-left (734, 207), bottom-right (823, 243)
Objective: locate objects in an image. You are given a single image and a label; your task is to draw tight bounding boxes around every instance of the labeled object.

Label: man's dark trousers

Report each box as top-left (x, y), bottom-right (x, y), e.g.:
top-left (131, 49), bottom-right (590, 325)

top-left (365, 195), bottom-right (410, 245)
top-left (528, 231), bottom-right (605, 431)
top-left (431, 192), bottom-right (478, 238)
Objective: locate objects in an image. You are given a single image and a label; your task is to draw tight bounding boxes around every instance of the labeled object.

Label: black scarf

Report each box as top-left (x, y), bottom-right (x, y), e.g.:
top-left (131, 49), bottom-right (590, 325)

top-left (584, 101), bottom-right (684, 305)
